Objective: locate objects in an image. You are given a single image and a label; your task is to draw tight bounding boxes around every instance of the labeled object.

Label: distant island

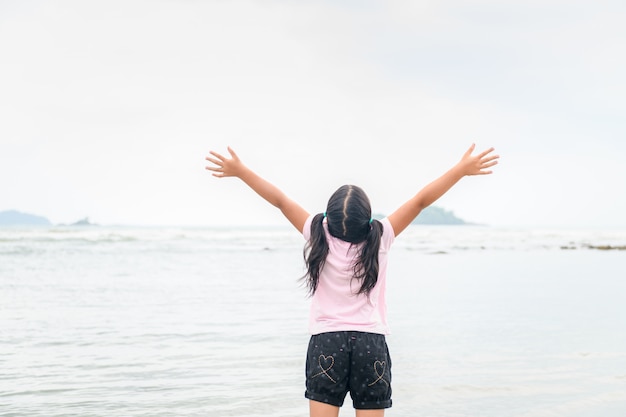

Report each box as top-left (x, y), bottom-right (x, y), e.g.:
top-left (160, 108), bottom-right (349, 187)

top-left (0, 210), bottom-right (51, 226)
top-left (63, 217), bottom-right (98, 227)
top-left (374, 206), bottom-right (468, 225)
top-left (412, 206), bottom-right (467, 225)
top-left (0, 210), bottom-right (96, 227)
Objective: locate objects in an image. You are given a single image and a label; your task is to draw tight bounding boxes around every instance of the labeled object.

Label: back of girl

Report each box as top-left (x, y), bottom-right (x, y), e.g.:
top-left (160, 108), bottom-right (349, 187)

top-left (205, 144), bottom-right (499, 417)
top-left (302, 184), bottom-right (396, 413)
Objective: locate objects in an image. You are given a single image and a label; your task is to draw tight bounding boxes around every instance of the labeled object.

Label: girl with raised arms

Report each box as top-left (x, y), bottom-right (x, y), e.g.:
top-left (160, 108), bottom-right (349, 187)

top-left (205, 144), bottom-right (499, 417)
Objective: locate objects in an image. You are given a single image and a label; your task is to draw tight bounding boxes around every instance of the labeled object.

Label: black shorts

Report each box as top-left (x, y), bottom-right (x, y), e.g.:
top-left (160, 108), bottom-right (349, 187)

top-left (304, 331), bottom-right (392, 409)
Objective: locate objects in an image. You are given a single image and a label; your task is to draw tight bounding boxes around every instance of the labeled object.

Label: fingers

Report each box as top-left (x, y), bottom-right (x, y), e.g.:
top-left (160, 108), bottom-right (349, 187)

top-left (473, 145), bottom-right (499, 168)
top-left (205, 165), bottom-right (226, 178)
top-left (464, 143), bottom-right (476, 157)
top-left (478, 147), bottom-right (496, 159)
top-left (227, 146), bottom-right (239, 160)
top-left (472, 158), bottom-right (498, 175)
top-left (480, 155), bottom-right (500, 168)
top-left (206, 146), bottom-right (237, 164)
top-left (478, 162), bottom-right (497, 174)
top-left (482, 153), bottom-right (500, 162)
top-left (208, 150), bottom-right (226, 161)
top-left (205, 156), bottom-right (222, 166)
top-left (205, 150), bottom-right (224, 174)
top-left (480, 154), bottom-right (499, 172)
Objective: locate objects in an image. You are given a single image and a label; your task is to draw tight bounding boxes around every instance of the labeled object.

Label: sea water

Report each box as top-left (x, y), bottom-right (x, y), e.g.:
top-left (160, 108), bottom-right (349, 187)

top-left (1, 225), bottom-right (625, 417)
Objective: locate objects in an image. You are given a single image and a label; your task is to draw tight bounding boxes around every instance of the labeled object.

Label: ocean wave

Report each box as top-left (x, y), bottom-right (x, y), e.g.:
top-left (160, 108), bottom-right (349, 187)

top-left (0, 226), bottom-right (625, 253)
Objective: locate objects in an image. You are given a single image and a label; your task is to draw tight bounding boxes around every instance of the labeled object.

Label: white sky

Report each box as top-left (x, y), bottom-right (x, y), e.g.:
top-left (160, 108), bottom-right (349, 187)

top-left (1, 0), bottom-right (625, 227)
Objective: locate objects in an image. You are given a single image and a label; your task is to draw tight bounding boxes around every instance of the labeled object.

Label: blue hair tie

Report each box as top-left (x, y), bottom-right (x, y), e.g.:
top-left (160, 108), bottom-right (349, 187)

top-left (323, 212), bottom-right (327, 218)
top-left (369, 218), bottom-right (373, 224)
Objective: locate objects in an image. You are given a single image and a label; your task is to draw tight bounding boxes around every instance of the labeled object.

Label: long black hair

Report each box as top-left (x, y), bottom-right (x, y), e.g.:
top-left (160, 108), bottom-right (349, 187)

top-left (302, 185), bottom-right (384, 296)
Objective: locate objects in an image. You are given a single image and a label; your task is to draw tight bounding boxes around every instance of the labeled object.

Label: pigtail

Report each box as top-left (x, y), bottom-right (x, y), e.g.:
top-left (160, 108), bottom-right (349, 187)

top-left (301, 213), bottom-right (329, 296)
top-left (352, 219), bottom-right (383, 295)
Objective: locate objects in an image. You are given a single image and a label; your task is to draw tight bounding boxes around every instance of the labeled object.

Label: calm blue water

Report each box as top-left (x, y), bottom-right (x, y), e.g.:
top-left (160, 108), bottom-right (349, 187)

top-left (1, 226), bottom-right (625, 416)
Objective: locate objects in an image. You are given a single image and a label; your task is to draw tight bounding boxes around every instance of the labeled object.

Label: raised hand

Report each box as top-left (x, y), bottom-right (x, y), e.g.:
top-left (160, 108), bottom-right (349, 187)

top-left (205, 146), bottom-right (243, 178)
top-left (458, 143), bottom-right (499, 176)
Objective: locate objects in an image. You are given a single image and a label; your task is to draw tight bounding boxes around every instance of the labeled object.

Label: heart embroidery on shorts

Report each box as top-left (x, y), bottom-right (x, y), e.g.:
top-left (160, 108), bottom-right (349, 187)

top-left (368, 360), bottom-right (389, 386)
top-left (312, 354), bottom-right (336, 383)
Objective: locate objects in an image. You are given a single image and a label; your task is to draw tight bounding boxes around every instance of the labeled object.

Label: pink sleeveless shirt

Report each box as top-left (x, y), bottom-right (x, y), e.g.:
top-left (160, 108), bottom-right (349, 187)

top-left (303, 215), bottom-right (395, 335)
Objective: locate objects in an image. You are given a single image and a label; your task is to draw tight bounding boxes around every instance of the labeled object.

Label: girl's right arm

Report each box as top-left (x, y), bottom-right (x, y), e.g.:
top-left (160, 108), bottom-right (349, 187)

top-left (205, 147), bottom-right (310, 234)
top-left (388, 144), bottom-right (499, 237)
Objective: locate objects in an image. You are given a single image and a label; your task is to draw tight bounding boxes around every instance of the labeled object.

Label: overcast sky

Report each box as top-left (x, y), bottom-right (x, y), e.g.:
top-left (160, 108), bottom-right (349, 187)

top-left (1, 0), bottom-right (625, 228)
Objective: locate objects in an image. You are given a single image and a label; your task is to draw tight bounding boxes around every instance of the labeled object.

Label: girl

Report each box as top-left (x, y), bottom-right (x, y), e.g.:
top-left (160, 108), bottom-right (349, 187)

top-left (205, 144), bottom-right (499, 417)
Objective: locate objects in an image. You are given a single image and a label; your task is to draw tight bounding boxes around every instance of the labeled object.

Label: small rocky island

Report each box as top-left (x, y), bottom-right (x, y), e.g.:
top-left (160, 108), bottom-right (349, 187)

top-left (411, 206), bottom-right (467, 225)
top-left (66, 217), bottom-right (97, 226)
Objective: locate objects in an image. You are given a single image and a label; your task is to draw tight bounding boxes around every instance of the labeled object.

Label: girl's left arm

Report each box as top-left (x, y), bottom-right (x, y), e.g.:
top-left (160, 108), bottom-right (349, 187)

top-left (206, 147), bottom-right (309, 233)
top-left (388, 144), bottom-right (499, 237)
